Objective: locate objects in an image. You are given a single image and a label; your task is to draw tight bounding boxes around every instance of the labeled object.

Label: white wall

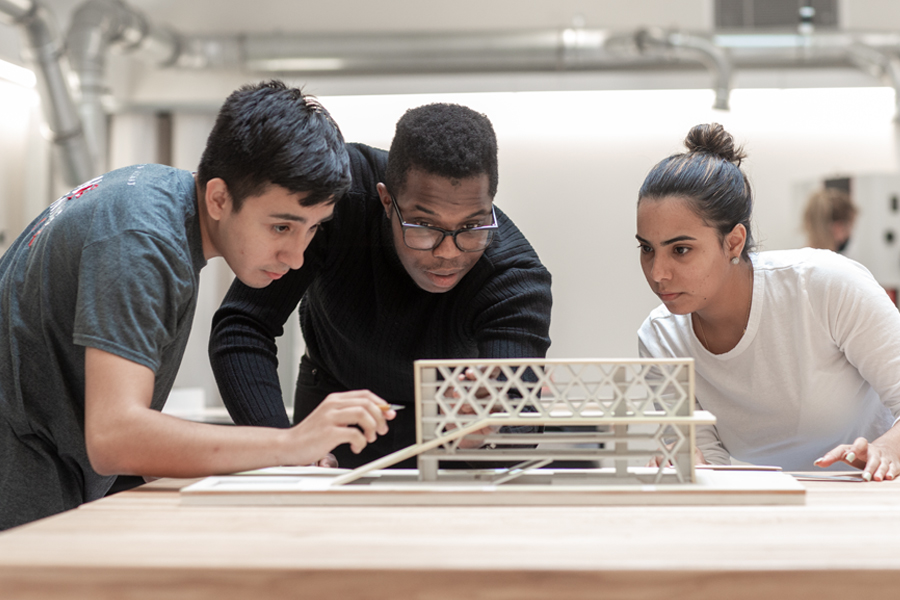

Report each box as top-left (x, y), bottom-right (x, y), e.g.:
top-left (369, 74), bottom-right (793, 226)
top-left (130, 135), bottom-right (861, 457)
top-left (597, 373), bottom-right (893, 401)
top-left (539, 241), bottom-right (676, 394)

top-left (320, 86), bottom-right (899, 360)
top-left (97, 85), bottom-right (900, 410)
top-left (0, 82), bottom-right (49, 252)
top-left (168, 112), bottom-right (229, 405)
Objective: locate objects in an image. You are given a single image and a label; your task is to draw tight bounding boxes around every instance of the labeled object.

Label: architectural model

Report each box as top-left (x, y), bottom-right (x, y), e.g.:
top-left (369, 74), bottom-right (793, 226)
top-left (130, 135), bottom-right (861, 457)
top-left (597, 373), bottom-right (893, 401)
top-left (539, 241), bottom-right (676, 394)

top-left (182, 358), bottom-right (806, 506)
top-left (332, 357), bottom-right (707, 486)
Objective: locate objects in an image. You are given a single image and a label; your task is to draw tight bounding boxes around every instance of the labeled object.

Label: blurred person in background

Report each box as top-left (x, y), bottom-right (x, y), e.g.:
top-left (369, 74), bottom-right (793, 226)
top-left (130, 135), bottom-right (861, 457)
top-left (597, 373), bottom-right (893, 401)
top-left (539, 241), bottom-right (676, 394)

top-left (803, 187), bottom-right (857, 253)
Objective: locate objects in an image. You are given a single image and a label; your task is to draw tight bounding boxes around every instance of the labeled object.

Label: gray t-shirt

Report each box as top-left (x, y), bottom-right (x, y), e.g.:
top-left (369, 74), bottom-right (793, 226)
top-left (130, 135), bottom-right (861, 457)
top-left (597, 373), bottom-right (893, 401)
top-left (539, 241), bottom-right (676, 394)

top-left (0, 164), bottom-right (206, 528)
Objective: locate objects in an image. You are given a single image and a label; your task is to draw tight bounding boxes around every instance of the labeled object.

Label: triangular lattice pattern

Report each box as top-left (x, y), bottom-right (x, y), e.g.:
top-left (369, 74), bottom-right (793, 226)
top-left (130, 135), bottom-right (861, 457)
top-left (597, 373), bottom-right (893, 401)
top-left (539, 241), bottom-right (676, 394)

top-left (420, 359), bottom-right (693, 439)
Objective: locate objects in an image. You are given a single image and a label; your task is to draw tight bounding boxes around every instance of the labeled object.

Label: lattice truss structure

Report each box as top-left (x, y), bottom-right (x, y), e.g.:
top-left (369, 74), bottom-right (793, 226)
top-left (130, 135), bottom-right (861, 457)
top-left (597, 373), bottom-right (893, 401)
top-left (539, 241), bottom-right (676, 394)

top-left (333, 358), bottom-right (715, 488)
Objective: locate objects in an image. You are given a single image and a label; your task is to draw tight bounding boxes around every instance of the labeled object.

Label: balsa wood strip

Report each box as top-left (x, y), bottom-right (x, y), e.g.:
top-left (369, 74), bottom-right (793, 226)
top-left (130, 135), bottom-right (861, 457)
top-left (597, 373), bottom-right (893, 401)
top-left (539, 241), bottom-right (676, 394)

top-left (181, 469), bottom-right (805, 506)
top-left (329, 419), bottom-right (491, 486)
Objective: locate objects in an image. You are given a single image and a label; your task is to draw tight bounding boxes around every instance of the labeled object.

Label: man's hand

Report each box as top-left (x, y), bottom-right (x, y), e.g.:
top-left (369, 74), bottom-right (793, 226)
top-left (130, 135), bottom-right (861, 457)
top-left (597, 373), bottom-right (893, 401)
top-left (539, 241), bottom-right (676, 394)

top-left (454, 401), bottom-right (500, 449)
top-left (647, 444), bottom-right (708, 467)
top-left (814, 437), bottom-right (900, 482)
top-left (461, 366), bottom-right (503, 399)
top-left (313, 453), bottom-right (339, 468)
top-left (442, 368), bottom-right (503, 449)
top-left (289, 390), bottom-right (396, 463)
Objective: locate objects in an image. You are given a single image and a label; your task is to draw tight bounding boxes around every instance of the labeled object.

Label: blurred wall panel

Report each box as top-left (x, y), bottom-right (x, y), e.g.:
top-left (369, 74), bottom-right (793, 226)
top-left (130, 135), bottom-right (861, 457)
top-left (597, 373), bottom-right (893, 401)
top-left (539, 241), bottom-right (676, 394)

top-left (0, 82), bottom-right (47, 253)
top-left (109, 111), bottom-right (158, 170)
top-left (324, 87), bottom-right (899, 359)
top-left (169, 111), bottom-right (230, 408)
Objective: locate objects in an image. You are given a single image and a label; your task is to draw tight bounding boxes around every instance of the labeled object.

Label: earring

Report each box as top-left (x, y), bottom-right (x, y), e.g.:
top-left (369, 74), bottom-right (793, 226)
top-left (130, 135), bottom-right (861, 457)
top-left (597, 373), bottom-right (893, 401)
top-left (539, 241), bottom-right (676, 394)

top-left (731, 256), bottom-right (740, 265)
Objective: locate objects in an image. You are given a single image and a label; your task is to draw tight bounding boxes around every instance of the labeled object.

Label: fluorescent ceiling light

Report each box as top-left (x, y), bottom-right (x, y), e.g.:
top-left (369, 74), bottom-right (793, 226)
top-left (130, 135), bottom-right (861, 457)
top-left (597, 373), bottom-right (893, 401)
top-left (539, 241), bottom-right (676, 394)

top-left (0, 58), bottom-right (35, 88)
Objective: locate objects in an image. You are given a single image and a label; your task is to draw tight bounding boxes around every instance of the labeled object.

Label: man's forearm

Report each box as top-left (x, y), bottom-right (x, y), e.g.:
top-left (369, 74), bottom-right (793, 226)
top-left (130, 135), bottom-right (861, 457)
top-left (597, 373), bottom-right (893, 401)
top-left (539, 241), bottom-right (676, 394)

top-left (87, 407), bottom-right (298, 477)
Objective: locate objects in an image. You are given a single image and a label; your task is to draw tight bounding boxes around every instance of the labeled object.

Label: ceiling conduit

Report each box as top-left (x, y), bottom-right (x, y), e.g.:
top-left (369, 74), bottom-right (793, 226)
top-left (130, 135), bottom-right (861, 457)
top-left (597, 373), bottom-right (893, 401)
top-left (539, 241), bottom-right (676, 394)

top-left (6, 0), bottom-right (900, 183)
top-left (67, 0), bottom-right (179, 174)
top-left (631, 28), bottom-right (733, 110)
top-left (847, 44), bottom-right (900, 124)
top-left (0, 0), bottom-right (93, 185)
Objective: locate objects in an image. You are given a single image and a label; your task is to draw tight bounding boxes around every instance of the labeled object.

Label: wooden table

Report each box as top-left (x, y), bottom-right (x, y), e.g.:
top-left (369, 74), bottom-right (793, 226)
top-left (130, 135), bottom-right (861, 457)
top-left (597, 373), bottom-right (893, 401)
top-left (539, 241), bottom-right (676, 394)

top-left (1, 475), bottom-right (899, 599)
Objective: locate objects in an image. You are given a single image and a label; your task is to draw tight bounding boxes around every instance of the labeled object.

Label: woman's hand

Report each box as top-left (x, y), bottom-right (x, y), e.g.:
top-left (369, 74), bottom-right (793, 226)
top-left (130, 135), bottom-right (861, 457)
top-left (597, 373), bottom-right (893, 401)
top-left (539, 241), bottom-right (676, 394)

top-left (815, 436), bottom-right (900, 481)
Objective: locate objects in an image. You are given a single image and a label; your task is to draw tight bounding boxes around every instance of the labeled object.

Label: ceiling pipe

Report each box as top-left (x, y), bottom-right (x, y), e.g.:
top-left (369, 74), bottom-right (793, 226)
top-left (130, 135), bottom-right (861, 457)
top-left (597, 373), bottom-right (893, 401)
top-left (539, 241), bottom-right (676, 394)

top-left (165, 29), bottom-right (614, 73)
top-left (67, 0), bottom-right (179, 172)
top-left (183, 29), bottom-right (900, 73)
top-left (631, 28), bottom-right (733, 110)
top-left (0, 0), bottom-right (94, 186)
top-left (847, 44), bottom-right (900, 124)
top-left (163, 30), bottom-right (900, 115)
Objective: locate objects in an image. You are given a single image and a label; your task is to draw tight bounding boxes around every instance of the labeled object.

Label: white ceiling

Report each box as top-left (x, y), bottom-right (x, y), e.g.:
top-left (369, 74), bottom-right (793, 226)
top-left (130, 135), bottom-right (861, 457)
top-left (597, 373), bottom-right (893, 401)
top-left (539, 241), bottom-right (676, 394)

top-left (2, 0), bottom-right (717, 75)
top-left (5, 2), bottom-right (900, 62)
top-left (5, 1), bottom-right (900, 58)
top-left (30, 0), bottom-right (900, 34)
top-left (41, 0), bottom-right (713, 34)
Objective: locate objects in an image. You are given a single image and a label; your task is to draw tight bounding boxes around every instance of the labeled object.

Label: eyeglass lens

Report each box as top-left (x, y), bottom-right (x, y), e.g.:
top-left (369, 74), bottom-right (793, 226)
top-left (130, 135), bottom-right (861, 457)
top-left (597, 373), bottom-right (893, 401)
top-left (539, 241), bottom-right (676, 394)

top-left (403, 227), bottom-right (493, 251)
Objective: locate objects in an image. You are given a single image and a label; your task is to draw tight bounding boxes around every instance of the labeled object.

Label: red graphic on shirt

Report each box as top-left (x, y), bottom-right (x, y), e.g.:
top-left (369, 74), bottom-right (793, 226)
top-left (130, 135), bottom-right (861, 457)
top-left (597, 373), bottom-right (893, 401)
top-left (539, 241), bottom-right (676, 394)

top-left (28, 175), bottom-right (104, 247)
top-left (72, 182), bottom-right (99, 198)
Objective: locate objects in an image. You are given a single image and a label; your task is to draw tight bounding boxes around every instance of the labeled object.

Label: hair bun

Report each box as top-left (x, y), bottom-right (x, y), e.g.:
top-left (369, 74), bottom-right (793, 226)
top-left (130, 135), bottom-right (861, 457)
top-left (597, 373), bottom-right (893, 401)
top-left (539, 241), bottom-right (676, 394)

top-left (684, 123), bottom-right (746, 165)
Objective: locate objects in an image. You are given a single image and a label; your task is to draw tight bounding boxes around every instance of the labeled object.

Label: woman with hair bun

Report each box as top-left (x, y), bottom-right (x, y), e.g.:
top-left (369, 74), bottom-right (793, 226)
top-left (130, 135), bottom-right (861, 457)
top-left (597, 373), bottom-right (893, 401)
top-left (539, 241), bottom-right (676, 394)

top-left (635, 123), bottom-right (900, 480)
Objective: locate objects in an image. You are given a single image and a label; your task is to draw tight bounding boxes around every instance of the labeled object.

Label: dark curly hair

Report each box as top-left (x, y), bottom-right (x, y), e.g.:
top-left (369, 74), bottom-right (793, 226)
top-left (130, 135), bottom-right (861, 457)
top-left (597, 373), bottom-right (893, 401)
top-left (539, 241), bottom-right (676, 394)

top-left (639, 123), bottom-right (755, 259)
top-left (197, 80), bottom-right (350, 211)
top-left (384, 103), bottom-right (498, 197)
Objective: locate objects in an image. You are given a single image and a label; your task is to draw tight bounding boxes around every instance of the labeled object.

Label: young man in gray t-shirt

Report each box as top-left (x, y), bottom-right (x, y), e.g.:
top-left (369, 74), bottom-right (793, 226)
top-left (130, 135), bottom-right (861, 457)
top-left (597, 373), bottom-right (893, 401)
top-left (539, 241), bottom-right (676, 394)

top-left (0, 81), bottom-right (397, 531)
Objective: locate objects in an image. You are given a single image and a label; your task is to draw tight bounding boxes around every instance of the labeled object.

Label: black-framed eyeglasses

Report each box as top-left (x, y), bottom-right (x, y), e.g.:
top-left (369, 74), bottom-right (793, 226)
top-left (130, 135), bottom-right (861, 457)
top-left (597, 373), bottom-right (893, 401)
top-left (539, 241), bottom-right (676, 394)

top-left (390, 194), bottom-right (497, 252)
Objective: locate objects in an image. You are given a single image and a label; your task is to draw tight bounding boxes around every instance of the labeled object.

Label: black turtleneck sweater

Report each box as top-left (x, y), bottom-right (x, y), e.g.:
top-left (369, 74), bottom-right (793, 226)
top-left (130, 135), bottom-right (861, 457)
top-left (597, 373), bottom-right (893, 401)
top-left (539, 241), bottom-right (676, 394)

top-left (209, 143), bottom-right (552, 463)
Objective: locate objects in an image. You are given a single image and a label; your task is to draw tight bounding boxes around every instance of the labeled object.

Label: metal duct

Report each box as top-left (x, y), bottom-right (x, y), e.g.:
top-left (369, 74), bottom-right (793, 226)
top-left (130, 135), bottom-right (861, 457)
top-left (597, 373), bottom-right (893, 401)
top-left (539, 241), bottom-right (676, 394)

top-left (175, 27), bottom-right (731, 77)
top-left (0, 0), bottom-right (31, 22)
top-left (116, 26), bottom-right (900, 116)
top-left (230, 29), bottom-right (900, 72)
top-left (236, 29), bottom-right (608, 73)
top-left (67, 0), bottom-right (179, 172)
top-left (847, 45), bottom-right (900, 123)
top-left (0, 0), bottom-right (93, 186)
top-left (631, 28), bottom-right (733, 110)
top-left (77, 22), bottom-right (730, 107)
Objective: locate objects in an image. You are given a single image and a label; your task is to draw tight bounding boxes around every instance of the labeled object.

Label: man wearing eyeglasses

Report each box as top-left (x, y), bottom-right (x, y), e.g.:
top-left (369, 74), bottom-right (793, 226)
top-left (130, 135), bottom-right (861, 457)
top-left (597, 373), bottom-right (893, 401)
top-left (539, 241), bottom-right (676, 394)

top-left (209, 102), bottom-right (552, 468)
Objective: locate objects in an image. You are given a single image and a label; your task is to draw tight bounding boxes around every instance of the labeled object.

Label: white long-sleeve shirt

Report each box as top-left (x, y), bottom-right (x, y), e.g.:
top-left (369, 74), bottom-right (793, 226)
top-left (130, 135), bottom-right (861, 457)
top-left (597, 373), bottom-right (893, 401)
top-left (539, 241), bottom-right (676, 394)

top-left (638, 248), bottom-right (900, 471)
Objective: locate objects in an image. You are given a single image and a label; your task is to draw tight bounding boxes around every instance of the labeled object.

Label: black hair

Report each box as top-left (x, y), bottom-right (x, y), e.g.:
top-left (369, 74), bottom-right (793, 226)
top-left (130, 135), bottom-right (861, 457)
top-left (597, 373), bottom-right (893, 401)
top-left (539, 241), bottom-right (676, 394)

top-left (384, 103), bottom-right (498, 197)
top-left (196, 80), bottom-right (350, 210)
top-left (639, 123), bottom-right (755, 259)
